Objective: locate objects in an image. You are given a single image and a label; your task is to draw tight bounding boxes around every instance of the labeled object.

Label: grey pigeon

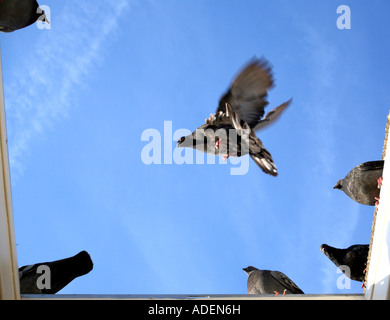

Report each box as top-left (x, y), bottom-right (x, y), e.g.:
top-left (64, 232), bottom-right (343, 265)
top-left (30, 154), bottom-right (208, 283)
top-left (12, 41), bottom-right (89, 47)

top-left (177, 57), bottom-right (292, 176)
top-left (0, 0), bottom-right (49, 32)
top-left (333, 160), bottom-right (384, 206)
top-left (320, 244), bottom-right (368, 282)
top-left (19, 251), bottom-right (93, 294)
top-left (243, 266), bottom-right (304, 295)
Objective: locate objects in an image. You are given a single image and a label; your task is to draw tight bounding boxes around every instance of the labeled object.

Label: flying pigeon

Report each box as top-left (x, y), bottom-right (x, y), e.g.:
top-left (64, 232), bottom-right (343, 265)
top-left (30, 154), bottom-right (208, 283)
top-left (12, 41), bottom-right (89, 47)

top-left (0, 0), bottom-right (49, 32)
top-left (333, 160), bottom-right (384, 206)
top-left (243, 266), bottom-right (304, 295)
top-left (19, 251), bottom-right (93, 294)
top-left (320, 244), bottom-right (368, 282)
top-left (177, 57), bottom-right (292, 176)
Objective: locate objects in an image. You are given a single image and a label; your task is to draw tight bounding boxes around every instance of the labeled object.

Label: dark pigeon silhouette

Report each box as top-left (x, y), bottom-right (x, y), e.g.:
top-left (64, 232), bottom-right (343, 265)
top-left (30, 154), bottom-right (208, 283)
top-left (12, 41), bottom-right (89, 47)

top-left (243, 266), bottom-right (304, 295)
top-left (320, 244), bottom-right (368, 282)
top-left (333, 160), bottom-right (384, 206)
top-left (0, 0), bottom-right (49, 32)
top-left (177, 57), bottom-right (291, 176)
top-left (19, 251), bottom-right (93, 294)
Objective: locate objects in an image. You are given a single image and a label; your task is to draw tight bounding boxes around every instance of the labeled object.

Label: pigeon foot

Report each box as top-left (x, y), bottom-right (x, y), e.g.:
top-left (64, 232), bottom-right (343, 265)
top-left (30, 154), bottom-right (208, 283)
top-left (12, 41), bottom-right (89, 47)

top-left (375, 196), bottom-right (380, 208)
top-left (361, 265), bottom-right (367, 289)
top-left (378, 177), bottom-right (383, 189)
top-left (215, 139), bottom-right (227, 151)
top-left (274, 289), bottom-right (287, 296)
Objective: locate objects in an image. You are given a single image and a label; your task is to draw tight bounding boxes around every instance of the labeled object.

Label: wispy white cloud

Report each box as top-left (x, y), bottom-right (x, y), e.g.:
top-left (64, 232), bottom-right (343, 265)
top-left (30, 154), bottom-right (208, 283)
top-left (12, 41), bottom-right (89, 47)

top-left (295, 25), bottom-right (361, 293)
top-left (4, 0), bottom-right (131, 179)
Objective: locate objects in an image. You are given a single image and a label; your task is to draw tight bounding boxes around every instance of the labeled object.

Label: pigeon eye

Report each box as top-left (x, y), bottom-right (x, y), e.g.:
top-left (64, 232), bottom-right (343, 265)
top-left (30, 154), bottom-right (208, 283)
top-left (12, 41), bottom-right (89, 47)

top-left (179, 137), bottom-right (185, 143)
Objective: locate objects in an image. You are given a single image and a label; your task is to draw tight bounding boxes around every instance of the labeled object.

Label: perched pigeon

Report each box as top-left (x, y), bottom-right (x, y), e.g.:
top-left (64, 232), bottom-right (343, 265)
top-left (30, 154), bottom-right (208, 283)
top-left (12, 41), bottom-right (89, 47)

top-left (19, 251), bottom-right (93, 294)
top-left (333, 160), bottom-right (384, 206)
top-left (320, 244), bottom-right (368, 282)
top-left (177, 57), bottom-right (292, 176)
top-left (0, 0), bottom-right (49, 32)
top-left (243, 266), bottom-right (304, 295)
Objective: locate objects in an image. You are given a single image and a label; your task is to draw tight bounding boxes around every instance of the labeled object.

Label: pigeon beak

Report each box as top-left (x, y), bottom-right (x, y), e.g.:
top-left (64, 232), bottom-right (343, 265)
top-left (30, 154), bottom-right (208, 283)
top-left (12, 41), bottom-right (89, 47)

top-left (177, 137), bottom-right (184, 147)
top-left (42, 13), bottom-right (50, 25)
top-left (333, 180), bottom-right (342, 189)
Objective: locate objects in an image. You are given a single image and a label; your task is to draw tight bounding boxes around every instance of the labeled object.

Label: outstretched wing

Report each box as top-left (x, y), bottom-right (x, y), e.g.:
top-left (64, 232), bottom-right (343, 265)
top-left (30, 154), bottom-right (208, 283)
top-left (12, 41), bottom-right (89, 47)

top-left (254, 99), bottom-right (292, 131)
top-left (217, 57), bottom-right (274, 128)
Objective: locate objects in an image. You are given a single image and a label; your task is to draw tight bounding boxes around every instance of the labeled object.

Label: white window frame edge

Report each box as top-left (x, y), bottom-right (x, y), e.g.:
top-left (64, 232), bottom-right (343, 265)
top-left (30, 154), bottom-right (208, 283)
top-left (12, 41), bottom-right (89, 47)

top-left (0, 47), bottom-right (388, 300)
top-left (364, 112), bottom-right (390, 299)
top-left (0, 46), bottom-right (20, 300)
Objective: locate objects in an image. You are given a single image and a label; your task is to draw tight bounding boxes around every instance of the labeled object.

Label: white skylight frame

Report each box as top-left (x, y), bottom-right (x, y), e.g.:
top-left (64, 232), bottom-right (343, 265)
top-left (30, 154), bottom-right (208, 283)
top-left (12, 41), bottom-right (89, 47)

top-left (0, 50), bottom-right (388, 300)
top-left (364, 113), bottom-right (390, 299)
top-left (0, 47), bottom-right (20, 300)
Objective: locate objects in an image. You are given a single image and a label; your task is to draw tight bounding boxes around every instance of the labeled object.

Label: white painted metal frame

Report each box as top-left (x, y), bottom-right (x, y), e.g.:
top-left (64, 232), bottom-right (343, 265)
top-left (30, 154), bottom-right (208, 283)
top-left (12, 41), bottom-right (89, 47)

top-left (0, 47), bottom-right (20, 300)
top-left (365, 114), bottom-right (390, 299)
top-left (0, 47), bottom-right (388, 299)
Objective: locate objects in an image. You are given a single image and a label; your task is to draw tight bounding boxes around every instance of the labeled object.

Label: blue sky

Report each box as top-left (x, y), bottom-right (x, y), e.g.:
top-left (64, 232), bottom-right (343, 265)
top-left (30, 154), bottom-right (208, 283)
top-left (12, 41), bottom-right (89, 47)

top-left (1, 0), bottom-right (389, 294)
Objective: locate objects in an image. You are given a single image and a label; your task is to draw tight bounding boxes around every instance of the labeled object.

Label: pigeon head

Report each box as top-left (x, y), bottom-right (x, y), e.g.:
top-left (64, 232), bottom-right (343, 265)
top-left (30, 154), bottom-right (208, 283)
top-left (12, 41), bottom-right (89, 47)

top-left (320, 244), bottom-right (330, 255)
top-left (320, 244), bottom-right (341, 265)
top-left (73, 251), bottom-right (94, 276)
top-left (333, 179), bottom-right (343, 190)
top-left (177, 134), bottom-right (196, 149)
top-left (243, 266), bottom-right (258, 275)
top-left (177, 124), bottom-right (219, 155)
top-left (177, 136), bottom-right (186, 146)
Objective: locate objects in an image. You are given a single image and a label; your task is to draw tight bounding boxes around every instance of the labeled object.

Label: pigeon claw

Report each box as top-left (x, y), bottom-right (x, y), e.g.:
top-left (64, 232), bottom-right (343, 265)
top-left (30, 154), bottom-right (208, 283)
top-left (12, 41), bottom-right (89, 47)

top-left (378, 177), bottom-right (383, 189)
top-left (215, 140), bottom-right (220, 150)
top-left (375, 196), bottom-right (380, 208)
top-left (223, 154), bottom-right (229, 161)
top-left (273, 289), bottom-right (286, 296)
